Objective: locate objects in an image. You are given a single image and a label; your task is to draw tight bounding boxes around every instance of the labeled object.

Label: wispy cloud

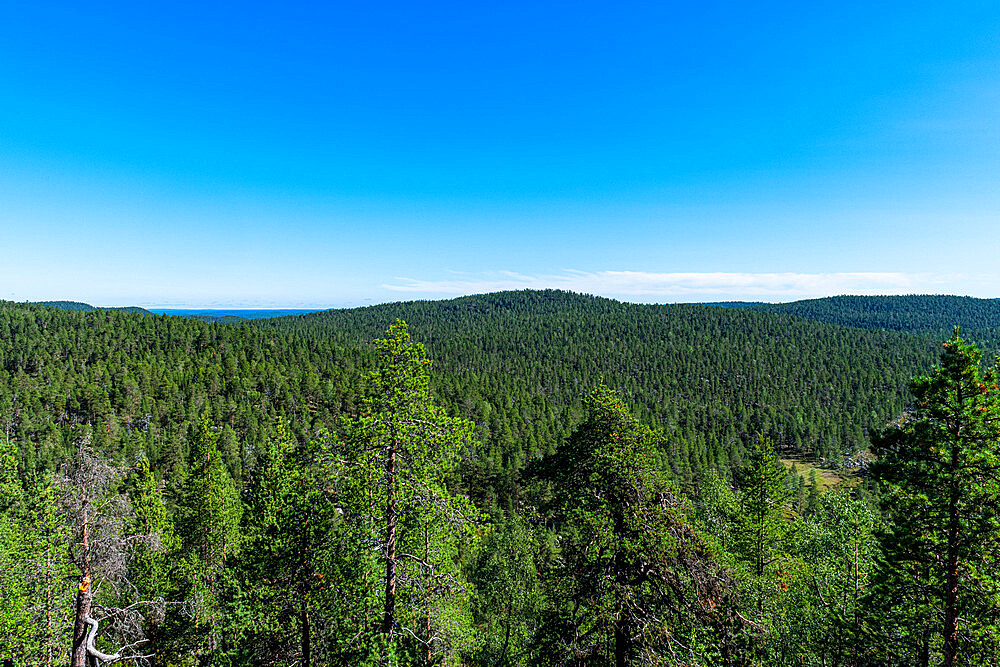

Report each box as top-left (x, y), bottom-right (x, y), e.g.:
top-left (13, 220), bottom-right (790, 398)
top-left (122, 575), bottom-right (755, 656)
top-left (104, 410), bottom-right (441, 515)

top-left (384, 270), bottom-right (958, 302)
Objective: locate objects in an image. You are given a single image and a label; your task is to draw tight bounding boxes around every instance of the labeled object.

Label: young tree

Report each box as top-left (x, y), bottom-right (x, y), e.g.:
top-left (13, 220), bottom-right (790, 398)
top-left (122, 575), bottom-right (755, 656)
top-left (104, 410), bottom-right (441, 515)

top-left (226, 421), bottom-right (344, 666)
top-left (733, 437), bottom-right (795, 580)
top-left (467, 515), bottom-right (542, 667)
top-left (177, 418), bottom-right (243, 657)
top-left (123, 453), bottom-right (179, 658)
top-left (24, 475), bottom-right (73, 666)
top-left (342, 321), bottom-right (480, 664)
top-left (0, 435), bottom-right (39, 662)
top-left (870, 330), bottom-right (1000, 665)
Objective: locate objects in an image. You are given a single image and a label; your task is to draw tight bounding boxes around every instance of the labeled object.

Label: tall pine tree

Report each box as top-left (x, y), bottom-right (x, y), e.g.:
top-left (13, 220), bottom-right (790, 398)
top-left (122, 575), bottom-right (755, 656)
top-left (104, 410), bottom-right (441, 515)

top-left (870, 330), bottom-right (1000, 665)
top-left (342, 321), bottom-right (480, 665)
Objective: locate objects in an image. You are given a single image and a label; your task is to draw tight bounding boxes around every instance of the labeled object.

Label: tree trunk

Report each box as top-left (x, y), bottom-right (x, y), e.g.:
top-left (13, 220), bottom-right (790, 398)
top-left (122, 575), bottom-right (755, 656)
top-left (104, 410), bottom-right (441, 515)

top-left (614, 512), bottom-right (629, 667)
top-left (300, 604), bottom-right (311, 667)
top-left (45, 547), bottom-right (53, 667)
top-left (71, 504), bottom-right (92, 667)
top-left (300, 500), bottom-right (312, 667)
top-left (70, 577), bottom-right (93, 667)
top-left (381, 441), bottom-right (397, 637)
top-left (424, 521), bottom-right (432, 665)
top-left (942, 440), bottom-right (962, 667)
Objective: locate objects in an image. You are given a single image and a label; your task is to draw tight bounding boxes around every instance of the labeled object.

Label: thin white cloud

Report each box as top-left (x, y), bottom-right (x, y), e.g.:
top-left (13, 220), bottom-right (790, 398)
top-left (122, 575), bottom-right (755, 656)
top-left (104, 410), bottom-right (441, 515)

top-left (383, 270), bottom-right (961, 302)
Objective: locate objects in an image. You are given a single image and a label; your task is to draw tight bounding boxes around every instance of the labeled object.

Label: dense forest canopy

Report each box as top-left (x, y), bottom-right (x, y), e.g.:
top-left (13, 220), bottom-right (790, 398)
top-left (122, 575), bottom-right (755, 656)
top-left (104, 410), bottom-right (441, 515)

top-left (719, 294), bottom-right (1000, 349)
top-left (257, 290), bottom-right (938, 475)
top-left (2, 291), bottom-right (999, 665)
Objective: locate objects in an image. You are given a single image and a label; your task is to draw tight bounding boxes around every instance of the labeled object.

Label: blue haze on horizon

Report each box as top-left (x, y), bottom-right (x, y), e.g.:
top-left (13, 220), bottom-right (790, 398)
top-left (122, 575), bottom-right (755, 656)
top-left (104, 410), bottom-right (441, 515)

top-left (2, 1), bottom-right (1000, 308)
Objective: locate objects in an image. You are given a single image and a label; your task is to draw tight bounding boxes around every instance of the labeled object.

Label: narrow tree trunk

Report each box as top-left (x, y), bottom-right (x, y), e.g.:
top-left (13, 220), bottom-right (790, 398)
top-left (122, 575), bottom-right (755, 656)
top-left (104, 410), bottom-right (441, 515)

top-left (381, 442), bottom-right (397, 637)
top-left (614, 512), bottom-right (629, 667)
top-left (45, 547), bottom-right (53, 667)
top-left (300, 500), bottom-right (312, 667)
top-left (71, 578), bottom-right (93, 667)
top-left (756, 503), bottom-right (766, 578)
top-left (942, 442), bottom-right (962, 667)
top-left (424, 521), bottom-right (432, 665)
top-left (300, 604), bottom-right (311, 667)
top-left (71, 504), bottom-right (92, 667)
top-left (614, 620), bottom-right (628, 667)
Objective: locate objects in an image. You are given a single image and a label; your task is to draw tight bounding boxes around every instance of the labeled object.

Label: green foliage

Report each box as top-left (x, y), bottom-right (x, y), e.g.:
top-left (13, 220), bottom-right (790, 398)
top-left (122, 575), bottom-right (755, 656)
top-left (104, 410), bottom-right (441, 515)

top-left (3, 293), bottom-right (1000, 665)
top-left (0, 437), bottom-right (38, 661)
top-left (259, 289), bottom-right (937, 480)
top-left (868, 330), bottom-right (1000, 665)
top-left (0, 301), bottom-right (357, 476)
top-left (341, 321), bottom-right (481, 664)
top-left (467, 515), bottom-right (542, 666)
top-left (218, 421), bottom-right (345, 665)
top-left (177, 419), bottom-right (244, 654)
top-left (732, 295), bottom-right (1000, 349)
top-left (786, 490), bottom-right (879, 666)
top-left (536, 385), bottom-right (735, 665)
top-left (733, 437), bottom-right (795, 579)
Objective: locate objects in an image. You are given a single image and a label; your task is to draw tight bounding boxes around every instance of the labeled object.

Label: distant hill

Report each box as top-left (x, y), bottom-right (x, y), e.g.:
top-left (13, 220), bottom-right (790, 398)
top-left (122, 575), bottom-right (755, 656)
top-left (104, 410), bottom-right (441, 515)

top-left (0, 300), bottom-right (355, 472)
top-left (36, 300), bottom-right (95, 311)
top-left (256, 289), bottom-right (939, 472)
top-left (711, 295), bottom-right (1000, 349)
top-left (148, 308), bottom-right (327, 323)
top-left (35, 300), bottom-right (152, 315)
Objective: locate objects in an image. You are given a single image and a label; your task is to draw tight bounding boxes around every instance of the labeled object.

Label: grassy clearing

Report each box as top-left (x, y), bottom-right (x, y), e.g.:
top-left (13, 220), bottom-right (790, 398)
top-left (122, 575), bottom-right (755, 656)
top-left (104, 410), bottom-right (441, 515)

top-left (780, 456), bottom-right (858, 490)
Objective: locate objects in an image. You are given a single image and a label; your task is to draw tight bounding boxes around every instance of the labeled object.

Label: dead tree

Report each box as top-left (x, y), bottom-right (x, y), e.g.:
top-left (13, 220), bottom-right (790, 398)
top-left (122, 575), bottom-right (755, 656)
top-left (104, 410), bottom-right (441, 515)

top-left (58, 443), bottom-right (160, 666)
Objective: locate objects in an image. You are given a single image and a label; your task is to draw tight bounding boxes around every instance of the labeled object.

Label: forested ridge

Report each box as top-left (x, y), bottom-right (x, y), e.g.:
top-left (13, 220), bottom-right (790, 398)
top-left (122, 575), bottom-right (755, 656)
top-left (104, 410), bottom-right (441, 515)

top-left (723, 294), bottom-right (1000, 348)
top-left (258, 290), bottom-right (937, 480)
top-left (2, 292), bottom-right (1000, 665)
top-left (0, 302), bottom-right (359, 474)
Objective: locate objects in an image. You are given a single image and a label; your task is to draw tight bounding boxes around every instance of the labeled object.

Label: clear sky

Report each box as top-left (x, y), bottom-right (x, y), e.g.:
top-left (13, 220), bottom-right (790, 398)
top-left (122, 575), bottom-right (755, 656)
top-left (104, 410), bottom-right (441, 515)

top-left (3, 1), bottom-right (1000, 307)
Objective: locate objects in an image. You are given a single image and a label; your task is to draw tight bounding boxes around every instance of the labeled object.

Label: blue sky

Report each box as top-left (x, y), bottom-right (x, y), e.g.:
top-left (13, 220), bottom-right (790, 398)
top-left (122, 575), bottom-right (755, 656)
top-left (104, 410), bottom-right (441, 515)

top-left (3, 1), bottom-right (1000, 307)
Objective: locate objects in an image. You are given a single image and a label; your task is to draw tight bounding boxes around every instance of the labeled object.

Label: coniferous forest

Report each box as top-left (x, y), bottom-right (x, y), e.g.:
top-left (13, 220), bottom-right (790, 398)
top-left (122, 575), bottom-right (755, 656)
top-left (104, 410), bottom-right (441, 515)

top-left (3, 291), bottom-right (1000, 666)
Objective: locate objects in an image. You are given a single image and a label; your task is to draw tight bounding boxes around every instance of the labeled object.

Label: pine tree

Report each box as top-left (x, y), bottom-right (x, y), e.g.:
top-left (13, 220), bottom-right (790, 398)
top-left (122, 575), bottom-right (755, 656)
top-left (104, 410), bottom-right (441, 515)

top-left (230, 421), bottom-right (344, 666)
top-left (342, 321), bottom-right (480, 664)
top-left (177, 418), bottom-right (243, 656)
top-left (537, 385), bottom-right (734, 666)
top-left (804, 469), bottom-right (821, 517)
top-left (870, 330), bottom-right (1000, 665)
top-left (734, 437), bottom-right (794, 579)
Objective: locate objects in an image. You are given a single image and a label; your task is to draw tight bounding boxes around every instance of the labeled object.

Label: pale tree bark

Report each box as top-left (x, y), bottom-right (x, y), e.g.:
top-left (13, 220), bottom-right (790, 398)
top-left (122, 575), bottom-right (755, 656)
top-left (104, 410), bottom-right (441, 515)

top-left (70, 501), bottom-right (93, 667)
top-left (60, 445), bottom-right (162, 666)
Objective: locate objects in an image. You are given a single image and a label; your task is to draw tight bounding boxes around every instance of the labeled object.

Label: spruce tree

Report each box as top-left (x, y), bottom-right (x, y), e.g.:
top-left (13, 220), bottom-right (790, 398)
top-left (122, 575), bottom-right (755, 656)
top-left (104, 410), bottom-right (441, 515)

top-left (734, 437), bottom-right (794, 579)
top-left (177, 418), bottom-right (243, 656)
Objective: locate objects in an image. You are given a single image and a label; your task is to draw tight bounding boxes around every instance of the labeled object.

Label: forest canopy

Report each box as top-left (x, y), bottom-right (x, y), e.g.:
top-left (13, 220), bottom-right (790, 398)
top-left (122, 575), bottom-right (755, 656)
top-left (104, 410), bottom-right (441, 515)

top-left (1, 291), bottom-right (998, 665)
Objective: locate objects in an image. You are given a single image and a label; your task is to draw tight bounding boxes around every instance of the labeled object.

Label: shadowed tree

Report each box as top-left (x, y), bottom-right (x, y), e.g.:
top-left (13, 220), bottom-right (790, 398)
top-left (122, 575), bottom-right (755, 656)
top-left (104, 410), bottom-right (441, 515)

top-left (536, 385), bottom-right (737, 666)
